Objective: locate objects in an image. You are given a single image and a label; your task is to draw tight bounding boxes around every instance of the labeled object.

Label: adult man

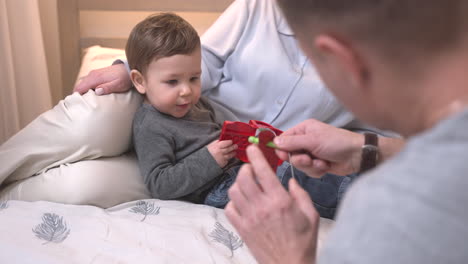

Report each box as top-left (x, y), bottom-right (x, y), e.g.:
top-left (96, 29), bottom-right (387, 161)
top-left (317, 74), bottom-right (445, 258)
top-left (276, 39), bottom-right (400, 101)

top-left (226, 0), bottom-right (468, 263)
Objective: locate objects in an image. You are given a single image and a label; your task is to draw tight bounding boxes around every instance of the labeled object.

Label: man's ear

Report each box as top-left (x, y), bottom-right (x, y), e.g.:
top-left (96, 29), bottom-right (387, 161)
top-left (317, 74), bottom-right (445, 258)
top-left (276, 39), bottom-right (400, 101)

top-left (314, 34), bottom-right (369, 89)
top-left (130, 69), bottom-right (146, 94)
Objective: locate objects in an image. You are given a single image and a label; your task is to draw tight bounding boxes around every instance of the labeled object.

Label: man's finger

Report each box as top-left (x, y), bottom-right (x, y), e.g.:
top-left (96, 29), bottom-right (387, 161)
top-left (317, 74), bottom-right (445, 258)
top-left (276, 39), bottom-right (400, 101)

top-left (290, 153), bottom-right (314, 168)
top-left (246, 145), bottom-right (286, 195)
top-left (291, 154), bottom-right (328, 178)
top-left (235, 163), bottom-right (264, 202)
top-left (289, 178), bottom-right (319, 223)
top-left (224, 201), bottom-right (244, 233)
top-left (228, 167), bottom-right (253, 212)
top-left (274, 134), bottom-right (316, 153)
top-left (312, 159), bottom-right (331, 173)
top-left (275, 149), bottom-right (290, 161)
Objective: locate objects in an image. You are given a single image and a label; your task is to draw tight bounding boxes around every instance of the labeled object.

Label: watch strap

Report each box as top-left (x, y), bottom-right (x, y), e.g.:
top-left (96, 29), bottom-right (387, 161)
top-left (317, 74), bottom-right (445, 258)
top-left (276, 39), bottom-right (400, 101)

top-left (359, 132), bottom-right (379, 173)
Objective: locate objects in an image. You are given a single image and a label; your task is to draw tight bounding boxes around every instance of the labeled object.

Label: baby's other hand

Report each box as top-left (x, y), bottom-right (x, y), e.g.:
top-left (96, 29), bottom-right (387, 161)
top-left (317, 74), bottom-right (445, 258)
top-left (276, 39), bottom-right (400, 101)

top-left (207, 140), bottom-right (238, 168)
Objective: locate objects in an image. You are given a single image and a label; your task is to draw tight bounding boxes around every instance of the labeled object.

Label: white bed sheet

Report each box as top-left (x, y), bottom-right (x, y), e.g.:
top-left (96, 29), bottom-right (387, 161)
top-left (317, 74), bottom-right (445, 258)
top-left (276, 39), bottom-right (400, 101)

top-left (0, 199), bottom-right (334, 263)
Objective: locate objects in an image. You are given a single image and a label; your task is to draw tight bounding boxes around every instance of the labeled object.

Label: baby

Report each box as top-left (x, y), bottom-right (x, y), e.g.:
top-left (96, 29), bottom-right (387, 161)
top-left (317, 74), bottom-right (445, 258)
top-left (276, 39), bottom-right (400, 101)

top-left (128, 13), bottom-right (240, 206)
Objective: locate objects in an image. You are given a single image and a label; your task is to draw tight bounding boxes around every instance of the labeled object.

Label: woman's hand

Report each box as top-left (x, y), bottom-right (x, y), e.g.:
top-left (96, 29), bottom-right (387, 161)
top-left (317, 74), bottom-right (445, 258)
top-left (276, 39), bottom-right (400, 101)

top-left (207, 140), bottom-right (238, 168)
top-left (226, 145), bottom-right (319, 264)
top-left (74, 63), bottom-right (132, 95)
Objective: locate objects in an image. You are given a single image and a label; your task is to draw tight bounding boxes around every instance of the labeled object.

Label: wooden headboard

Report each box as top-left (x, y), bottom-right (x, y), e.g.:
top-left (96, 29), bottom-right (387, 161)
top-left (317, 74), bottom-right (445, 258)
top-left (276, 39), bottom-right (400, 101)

top-left (56, 0), bottom-right (233, 95)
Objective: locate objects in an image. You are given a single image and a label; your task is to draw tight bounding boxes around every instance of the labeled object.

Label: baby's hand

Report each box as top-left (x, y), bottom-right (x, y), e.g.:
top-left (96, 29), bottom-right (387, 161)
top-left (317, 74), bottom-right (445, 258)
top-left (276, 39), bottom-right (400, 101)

top-left (207, 140), bottom-right (238, 168)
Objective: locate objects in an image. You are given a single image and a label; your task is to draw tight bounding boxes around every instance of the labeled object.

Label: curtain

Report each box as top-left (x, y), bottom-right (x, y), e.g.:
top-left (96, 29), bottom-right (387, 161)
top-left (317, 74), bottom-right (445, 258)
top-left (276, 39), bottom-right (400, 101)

top-left (0, 0), bottom-right (53, 144)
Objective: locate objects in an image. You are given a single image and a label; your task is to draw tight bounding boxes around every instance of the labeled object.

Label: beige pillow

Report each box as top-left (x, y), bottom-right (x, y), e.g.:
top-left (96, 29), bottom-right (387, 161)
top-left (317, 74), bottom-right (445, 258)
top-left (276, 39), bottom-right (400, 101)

top-left (0, 45), bottom-right (146, 207)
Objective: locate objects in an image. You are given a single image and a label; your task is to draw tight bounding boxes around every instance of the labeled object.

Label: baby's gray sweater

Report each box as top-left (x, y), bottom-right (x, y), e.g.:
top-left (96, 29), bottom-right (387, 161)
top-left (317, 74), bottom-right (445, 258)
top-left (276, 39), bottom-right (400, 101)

top-left (132, 97), bottom-right (225, 203)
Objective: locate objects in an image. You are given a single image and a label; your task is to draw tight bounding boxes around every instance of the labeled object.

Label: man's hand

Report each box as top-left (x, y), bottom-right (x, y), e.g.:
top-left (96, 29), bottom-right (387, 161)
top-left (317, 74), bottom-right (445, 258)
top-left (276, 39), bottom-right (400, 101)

top-left (226, 145), bottom-right (319, 264)
top-left (74, 64), bottom-right (132, 95)
top-left (274, 119), bottom-right (364, 178)
top-left (207, 140), bottom-right (238, 168)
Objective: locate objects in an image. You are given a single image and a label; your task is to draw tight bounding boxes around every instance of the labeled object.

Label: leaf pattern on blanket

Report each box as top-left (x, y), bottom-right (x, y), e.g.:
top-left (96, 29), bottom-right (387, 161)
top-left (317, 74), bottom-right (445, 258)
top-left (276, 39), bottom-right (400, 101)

top-left (129, 201), bottom-right (161, 222)
top-left (0, 200), bottom-right (8, 211)
top-left (209, 222), bottom-right (244, 257)
top-left (32, 213), bottom-right (70, 244)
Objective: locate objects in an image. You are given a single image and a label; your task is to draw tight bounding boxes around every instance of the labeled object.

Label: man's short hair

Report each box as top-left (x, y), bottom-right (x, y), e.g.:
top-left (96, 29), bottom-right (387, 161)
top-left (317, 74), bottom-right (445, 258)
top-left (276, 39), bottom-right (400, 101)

top-left (126, 13), bottom-right (200, 74)
top-left (277, 0), bottom-right (467, 59)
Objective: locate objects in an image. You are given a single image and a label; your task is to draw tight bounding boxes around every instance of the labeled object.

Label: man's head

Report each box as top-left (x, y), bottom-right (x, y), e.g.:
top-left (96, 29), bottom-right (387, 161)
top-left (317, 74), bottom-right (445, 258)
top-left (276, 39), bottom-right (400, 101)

top-left (277, 0), bottom-right (468, 134)
top-left (126, 13), bottom-right (202, 118)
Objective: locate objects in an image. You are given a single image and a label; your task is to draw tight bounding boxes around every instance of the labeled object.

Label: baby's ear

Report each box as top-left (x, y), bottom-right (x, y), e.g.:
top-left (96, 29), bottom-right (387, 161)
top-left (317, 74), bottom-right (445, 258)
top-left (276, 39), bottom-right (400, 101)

top-left (130, 70), bottom-right (146, 94)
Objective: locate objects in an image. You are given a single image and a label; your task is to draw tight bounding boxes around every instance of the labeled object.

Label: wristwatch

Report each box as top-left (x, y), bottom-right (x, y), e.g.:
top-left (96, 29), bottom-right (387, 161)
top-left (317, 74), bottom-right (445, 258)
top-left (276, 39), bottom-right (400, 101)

top-left (359, 132), bottom-right (379, 173)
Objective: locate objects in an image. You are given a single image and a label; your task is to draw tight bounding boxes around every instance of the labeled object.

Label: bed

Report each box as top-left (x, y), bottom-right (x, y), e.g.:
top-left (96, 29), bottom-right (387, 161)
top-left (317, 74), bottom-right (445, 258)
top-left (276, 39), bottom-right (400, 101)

top-left (0, 0), bottom-right (335, 263)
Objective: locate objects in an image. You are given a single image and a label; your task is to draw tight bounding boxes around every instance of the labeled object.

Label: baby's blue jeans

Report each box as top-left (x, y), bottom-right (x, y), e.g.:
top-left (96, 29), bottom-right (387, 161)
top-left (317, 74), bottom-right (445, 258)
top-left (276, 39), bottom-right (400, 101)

top-left (204, 162), bottom-right (359, 219)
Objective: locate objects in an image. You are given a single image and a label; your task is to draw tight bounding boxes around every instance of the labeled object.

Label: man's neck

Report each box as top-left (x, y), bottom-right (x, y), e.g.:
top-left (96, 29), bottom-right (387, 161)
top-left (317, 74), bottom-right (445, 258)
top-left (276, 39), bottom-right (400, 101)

top-left (403, 47), bottom-right (468, 137)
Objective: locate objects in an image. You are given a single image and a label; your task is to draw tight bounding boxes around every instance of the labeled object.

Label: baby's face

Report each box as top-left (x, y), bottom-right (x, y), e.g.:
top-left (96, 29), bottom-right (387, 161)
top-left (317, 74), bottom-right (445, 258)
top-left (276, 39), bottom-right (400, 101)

top-left (143, 47), bottom-right (202, 118)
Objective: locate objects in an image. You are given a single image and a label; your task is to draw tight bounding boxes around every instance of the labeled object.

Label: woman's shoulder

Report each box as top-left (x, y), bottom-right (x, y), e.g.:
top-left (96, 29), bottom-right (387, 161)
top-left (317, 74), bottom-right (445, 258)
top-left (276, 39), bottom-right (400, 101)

top-left (241, 0), bottom-right (272, 7)
top-left (250, 0), bottom-right (278, 12)
top-left (233, 0), bottom-right (277, 16)
top-left (242, 0), bottom-right (292, 34)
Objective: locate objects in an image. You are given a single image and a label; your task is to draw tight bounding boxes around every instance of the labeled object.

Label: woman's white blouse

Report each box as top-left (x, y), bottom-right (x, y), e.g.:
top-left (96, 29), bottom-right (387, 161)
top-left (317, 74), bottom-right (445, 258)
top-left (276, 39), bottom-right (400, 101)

top-left (201, 0), bottom-right (356, 130)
